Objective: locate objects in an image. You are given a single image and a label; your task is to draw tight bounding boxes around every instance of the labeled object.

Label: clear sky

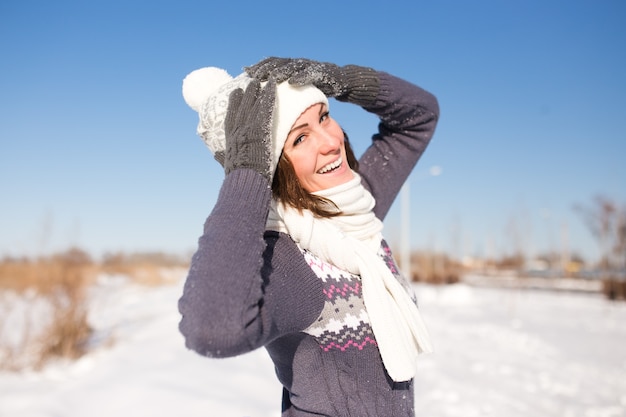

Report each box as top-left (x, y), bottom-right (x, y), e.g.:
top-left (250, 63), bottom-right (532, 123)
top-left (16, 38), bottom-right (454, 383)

top-left (1, 0), bottom-right (624, 263)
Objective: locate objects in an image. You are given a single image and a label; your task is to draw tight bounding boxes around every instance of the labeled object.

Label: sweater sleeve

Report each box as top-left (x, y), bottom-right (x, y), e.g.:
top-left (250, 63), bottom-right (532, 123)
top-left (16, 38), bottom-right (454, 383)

top-left (178, 169), bottom-right (324, 358)
top-left (357, 71), bottom-right (440, 220)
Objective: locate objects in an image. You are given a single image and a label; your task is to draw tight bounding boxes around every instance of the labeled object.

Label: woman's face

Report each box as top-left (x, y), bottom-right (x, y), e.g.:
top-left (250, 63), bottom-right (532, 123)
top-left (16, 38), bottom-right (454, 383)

top-left (282, 103), bottom-right (354, 193)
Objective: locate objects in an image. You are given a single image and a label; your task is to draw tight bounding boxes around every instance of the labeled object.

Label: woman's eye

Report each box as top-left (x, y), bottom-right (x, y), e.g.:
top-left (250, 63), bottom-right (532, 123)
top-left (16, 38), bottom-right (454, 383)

top-left (293, 135), bottom-right (305, 146)
top-left (320, 112), bottom-right (330, 123)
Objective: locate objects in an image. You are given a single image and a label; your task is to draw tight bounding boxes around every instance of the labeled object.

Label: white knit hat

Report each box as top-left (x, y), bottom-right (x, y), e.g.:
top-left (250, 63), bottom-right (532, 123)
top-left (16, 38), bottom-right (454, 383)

top-left (182, 66), bottom-right (329, 174)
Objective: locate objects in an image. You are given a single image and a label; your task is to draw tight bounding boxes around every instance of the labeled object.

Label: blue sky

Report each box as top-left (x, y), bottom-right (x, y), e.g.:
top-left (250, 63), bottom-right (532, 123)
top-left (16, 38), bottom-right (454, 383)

top-left (1, 0), bottom-right (624, 263)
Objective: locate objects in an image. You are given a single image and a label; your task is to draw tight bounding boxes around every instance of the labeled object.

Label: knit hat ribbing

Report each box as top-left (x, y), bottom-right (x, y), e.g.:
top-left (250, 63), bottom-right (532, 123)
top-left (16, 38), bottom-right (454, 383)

top-left (182, 67), bottom-right (329, 174)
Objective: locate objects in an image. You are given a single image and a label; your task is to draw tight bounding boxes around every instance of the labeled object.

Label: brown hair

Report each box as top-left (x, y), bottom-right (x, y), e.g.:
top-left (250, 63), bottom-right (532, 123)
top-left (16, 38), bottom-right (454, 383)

top-left (272, 132), bottom-right (359, 218)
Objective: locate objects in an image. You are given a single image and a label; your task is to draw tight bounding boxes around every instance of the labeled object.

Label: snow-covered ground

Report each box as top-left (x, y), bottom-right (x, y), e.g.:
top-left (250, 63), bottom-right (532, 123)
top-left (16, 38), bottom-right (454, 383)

top-left (1, 273), bottom-right (625, 417)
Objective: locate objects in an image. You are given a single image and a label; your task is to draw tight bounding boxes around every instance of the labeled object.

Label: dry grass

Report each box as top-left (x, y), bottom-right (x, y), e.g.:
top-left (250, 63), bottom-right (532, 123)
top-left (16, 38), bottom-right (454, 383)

top-left (410, 251), bottom-right (462, 285)
top-left (0, 248), bottom-right (94, 370)
top-left (0, 248), bottom-right (188, 371)
top-left (100, 251), bottom-right (188, 286)
top-left (0, 257), bottom-right (93, 295)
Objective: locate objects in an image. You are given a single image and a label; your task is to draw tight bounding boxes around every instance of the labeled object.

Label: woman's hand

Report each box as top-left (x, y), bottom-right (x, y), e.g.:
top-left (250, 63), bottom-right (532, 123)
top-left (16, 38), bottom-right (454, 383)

top-left (224, 78), bottom-right (276, 181)
top-left (245, 57), bottom-right (379, 107)
top-left (245, 57), bottom-right (310, 84)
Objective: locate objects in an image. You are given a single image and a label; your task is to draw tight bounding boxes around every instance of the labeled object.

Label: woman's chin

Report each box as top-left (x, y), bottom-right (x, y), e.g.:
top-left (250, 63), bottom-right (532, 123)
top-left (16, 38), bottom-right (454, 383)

top-left (312, 167), bottom-right (354, 191)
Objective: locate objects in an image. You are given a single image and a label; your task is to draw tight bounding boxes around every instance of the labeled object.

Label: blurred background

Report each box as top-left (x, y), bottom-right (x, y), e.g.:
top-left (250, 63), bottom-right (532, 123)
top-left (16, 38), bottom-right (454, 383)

top-left (1, 0), bottom-right (624, 266)
top-left (1, 0), bottom-right (625, 416)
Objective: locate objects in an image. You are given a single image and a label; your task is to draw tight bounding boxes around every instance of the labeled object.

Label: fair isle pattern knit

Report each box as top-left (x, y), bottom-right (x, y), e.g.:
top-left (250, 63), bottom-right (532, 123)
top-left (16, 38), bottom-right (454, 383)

top-left (380, 241), bottom-right (418, 305)
top-left (303, 239), bottom-right (417, 352)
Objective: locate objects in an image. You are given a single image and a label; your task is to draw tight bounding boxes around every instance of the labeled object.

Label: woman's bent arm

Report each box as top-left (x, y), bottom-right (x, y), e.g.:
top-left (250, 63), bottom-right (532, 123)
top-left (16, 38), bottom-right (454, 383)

top-left (359, 71), bottom-right (440, 219)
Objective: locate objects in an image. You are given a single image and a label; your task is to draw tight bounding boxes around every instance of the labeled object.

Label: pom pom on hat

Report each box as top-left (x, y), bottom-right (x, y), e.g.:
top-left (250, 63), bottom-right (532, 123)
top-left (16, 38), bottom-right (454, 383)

top-left (182, 67), bottom-right (233, 112)
top-left (182, 67), bottom-right (251, 158)
top-left (182, 66), bottom-right (328, 176)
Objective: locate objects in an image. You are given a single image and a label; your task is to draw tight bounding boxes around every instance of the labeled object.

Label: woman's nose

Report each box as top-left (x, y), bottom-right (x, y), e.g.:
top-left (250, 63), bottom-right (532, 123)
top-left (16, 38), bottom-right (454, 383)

top-left (316, 129), bottom-right (341, 154)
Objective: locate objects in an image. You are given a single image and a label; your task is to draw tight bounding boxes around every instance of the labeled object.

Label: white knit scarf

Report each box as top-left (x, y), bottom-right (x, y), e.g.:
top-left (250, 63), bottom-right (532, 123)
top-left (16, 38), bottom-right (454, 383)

top-left (266, 172), bottom-right (432, 382)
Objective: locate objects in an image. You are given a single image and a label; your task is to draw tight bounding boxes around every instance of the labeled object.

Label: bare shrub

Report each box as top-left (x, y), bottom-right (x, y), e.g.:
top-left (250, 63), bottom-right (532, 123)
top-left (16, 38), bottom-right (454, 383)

top-left (0, 291), bottom-right (37, 371)
top-left (575, 196), bottom-right (626, 301)
top-left (34, 249), bottom-right (94, 368)
top-left (575, 197), bottom-right (625, 268)
top-left (602, 278), bottom-right (626, 301)
top-left (0, 248), bottom-right (94, 370)
top-left (0, 248), bottom-right (187, 370)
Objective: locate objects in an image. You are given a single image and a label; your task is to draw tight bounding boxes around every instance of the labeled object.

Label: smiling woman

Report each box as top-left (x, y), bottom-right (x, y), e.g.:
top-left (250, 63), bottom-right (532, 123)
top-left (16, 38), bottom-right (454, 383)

top-left (272, 127), bottom-right (361, 218)
top-left (281, 103), bottom-right (354, 192)
top-left (178, 57), bottom-right (439, 416)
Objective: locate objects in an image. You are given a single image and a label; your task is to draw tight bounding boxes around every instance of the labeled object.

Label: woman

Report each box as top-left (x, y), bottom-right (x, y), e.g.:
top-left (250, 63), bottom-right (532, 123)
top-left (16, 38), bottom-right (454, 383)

top-left (179, 57), bottom-right (439, 416)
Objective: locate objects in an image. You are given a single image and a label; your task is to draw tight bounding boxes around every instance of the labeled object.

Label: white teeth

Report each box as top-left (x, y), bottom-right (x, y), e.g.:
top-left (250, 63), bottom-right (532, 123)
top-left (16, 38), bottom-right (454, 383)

top-left (318, 157), bottom-right (343, 174)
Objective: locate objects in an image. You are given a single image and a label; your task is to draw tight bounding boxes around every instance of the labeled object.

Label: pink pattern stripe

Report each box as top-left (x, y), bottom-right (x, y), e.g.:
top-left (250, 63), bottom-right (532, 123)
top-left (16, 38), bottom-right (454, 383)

top-left (306, 257), bottom-right (339, 274)
top-left (323, 282), bottom-right (361, 299)
top-left (321, 337), bottom-right (377, 352)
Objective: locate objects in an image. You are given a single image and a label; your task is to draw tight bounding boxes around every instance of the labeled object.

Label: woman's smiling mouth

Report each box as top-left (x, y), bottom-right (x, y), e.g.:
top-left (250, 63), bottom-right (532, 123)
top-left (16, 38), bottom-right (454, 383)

top-left (317, 157), bottom-right (343, 174)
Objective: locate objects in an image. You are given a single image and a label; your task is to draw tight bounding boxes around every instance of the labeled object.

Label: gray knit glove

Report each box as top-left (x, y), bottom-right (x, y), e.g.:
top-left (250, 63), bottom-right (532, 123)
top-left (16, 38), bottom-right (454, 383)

top-left (223, 78), bottom-right (275, 181)
top-left (245, 57), bottom-right (379, 108)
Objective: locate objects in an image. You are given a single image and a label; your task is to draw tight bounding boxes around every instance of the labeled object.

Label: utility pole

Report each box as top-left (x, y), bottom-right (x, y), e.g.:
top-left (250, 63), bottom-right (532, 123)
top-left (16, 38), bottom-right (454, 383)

top-left (399, 166), bottom-right (442, 279)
